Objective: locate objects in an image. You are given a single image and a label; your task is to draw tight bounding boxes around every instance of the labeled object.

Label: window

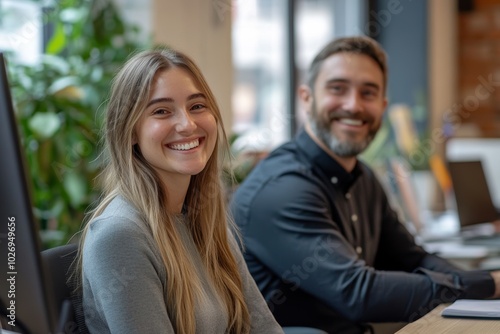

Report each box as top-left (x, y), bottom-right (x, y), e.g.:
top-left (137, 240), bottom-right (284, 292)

top-left (232, 0), bottom-right (289, 152)
top-left (0, 0), bottom-right (42, 64)
top-left (231, 0), bottom-right (366, 152)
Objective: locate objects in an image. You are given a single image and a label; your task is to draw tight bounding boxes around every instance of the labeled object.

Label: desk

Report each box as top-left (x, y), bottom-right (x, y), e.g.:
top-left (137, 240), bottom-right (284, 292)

top-left (418, 213), bottom-right (500, 270)
top-left (396, 304), bottom-right (500, 333)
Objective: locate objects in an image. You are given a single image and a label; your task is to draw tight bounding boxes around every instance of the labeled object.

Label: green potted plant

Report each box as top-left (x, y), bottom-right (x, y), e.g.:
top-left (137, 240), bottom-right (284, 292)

top-left (7, 0), bottom-right (148, 248)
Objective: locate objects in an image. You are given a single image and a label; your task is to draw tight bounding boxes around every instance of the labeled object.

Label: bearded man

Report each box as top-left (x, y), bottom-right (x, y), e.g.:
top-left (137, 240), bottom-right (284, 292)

top-left (230, 36), bottom-right (500, 334)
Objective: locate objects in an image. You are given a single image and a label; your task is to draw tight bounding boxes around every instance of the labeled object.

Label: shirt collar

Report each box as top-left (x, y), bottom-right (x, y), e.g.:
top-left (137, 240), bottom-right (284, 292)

top-left (295, 129), bottom-right (363, 192)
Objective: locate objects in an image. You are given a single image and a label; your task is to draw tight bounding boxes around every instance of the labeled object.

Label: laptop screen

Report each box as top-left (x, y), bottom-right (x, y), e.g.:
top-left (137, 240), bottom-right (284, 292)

top-left (448, 160), bottom-right (499, 228)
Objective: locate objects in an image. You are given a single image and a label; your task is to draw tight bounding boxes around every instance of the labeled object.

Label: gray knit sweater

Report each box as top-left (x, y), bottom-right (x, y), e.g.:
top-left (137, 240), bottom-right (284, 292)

top-left (82, 196), bottom-right (283, 333)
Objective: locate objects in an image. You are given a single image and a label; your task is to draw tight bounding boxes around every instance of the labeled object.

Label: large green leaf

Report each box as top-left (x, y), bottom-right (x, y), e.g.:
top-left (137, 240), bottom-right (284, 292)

top-left (60, 7), bottom-right (87, 23)
top-left (28, 112), bottom-right (61, 139)
top-left (40, 55), bottom-right (70, 74)
top-left (63, 171), bottom-right (87, 207)
top-left (47, 76), bottom-right (81, 95)
top-left (46, 22), bottom-right (66, 55)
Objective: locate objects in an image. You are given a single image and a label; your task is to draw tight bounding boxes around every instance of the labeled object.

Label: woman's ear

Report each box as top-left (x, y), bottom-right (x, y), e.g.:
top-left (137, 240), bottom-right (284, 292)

top-left (132, 133), bottom-right (137, 145)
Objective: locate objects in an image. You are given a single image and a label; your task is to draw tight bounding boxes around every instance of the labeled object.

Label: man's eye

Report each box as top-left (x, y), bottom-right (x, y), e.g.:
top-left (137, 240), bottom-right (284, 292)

top-left (362, 90), bottom-right (377, 98)
top-left (329, 85), bottom-right (345, 94)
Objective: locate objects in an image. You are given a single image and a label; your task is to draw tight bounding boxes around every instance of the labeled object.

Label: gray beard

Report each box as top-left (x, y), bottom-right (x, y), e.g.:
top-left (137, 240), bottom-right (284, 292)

top-left (309, 119), bottom-right (372, 157)
top-left (308, 100), bottom-right (377, 157)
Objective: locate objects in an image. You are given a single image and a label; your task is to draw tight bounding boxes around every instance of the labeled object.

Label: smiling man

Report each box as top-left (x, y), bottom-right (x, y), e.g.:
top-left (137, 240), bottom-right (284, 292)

top-left (231, 36), bottom-right (500, 334)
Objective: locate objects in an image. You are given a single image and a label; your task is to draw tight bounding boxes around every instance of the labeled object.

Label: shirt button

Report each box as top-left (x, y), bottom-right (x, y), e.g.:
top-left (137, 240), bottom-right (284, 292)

top-left (331, 176), bottom-right (338, 184)
top-left (351, 214), bottom-right (358, 222)
top-left (356, 246), bottom-right (362, 255)
top-left (345, 193), bottom-right (351, 199)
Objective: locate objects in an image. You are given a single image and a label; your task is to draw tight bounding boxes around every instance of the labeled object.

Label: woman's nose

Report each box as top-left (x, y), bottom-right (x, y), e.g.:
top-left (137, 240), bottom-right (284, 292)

top-left (175, 110), bottom-right (196, 133)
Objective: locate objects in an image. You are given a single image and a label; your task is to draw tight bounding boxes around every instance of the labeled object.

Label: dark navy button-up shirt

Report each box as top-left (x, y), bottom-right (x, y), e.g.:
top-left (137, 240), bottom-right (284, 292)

top-left (231, 129), bottom-right (494, 334)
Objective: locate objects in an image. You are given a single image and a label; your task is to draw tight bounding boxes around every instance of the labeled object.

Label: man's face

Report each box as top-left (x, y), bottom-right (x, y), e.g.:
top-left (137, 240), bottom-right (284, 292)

top-left (302, 52), bottom-right (387, 157)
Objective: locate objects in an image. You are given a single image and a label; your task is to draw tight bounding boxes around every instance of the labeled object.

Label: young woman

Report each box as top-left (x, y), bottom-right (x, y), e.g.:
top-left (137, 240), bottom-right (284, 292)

top-left (77, 48), bottom-right (283, 333)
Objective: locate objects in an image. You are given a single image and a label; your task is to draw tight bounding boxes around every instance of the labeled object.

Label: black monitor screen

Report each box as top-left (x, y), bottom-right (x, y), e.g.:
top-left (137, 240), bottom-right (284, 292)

top-left (0, 53), bottom-right (56, 333)
top-left (448, 160), bottom-right (500, 227)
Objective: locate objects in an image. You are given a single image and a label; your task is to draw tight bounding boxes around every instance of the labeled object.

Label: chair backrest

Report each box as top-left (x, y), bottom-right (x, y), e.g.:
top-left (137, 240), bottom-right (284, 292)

top-left (41, 243), bottom-right (89, 334)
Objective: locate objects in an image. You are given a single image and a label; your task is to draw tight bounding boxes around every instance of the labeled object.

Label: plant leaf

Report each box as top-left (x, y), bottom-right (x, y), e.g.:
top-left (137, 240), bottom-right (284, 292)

top-left (40, 55), bottom-right (70, 74)
top-left (46, 22), bottom-right (66, 55)
top-left (60, 8), bottom-right (87, 23)
top-left (63, 171), bottom-right (87, 207)
top-left (28, 112), bottom-right (61, 138)
top-left (47, 76), bottom-right (81, 95)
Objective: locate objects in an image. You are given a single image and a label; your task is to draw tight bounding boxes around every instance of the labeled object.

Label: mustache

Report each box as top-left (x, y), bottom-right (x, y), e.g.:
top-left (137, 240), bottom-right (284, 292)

top-left (326, 110), bottom-right (374, 123)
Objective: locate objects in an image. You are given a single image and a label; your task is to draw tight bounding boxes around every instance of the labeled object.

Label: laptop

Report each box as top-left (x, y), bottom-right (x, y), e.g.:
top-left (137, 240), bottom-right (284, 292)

top-left (447, 160), bottom-right (500, 244)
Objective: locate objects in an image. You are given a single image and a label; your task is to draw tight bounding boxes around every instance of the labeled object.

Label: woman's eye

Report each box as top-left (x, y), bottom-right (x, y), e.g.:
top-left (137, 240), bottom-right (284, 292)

top-left (153, 108), bottom-right (169, 115)
top-left (191, 104), bottom-right (206, 111)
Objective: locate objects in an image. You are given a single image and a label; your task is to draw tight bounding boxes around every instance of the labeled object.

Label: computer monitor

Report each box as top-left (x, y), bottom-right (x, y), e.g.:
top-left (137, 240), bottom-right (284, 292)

top-left (447, 137), bottom-right (500, 209)
top-left (0, 53), bottom-right (58, 333)
top-left (447, 160), bottom-right (500, 228)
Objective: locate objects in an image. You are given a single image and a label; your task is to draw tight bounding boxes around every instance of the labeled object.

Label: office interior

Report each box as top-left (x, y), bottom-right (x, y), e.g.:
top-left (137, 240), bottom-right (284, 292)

top-left (1, 0), bottom-right (500, 333)
top-left (1, 0), bottom-right (500, 266)
top-left (157, 0), bottom-right (500, 217)
top-left (161, 0), bottom-right (500, 264)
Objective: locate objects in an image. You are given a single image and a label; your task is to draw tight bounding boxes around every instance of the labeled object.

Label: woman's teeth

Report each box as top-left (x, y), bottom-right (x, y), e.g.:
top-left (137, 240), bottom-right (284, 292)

top-left (168, 139), bottom-right (200, 151)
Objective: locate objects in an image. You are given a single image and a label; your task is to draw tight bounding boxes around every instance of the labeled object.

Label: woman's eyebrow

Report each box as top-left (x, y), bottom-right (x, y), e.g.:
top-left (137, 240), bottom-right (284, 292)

top-left (146, 93), bottom-right (206, 108)
top-left (147, 97), bottom-right (173, 108)
top-left (186, 93), bottom-right (206, 101)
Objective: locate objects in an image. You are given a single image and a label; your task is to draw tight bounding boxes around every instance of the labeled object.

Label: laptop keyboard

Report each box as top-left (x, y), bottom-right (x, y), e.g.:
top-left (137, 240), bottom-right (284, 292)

top-left (462, 233), bottom-right (500, 247)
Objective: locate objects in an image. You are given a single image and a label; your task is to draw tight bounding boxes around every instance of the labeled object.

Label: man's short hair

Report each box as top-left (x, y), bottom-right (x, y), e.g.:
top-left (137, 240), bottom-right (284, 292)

top-left (307, 36), bottom-right (388, 93)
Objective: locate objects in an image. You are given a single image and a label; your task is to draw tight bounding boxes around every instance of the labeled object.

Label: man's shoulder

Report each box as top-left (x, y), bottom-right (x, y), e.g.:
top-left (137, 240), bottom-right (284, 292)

top-left (236, 142), bottom-right (313, 194)
top-left (355, 159), bottom-right (384, 186)
top-left (251, 140), bottom-right (311, 179)
top-left (231, 140), bottom-right (323, 215)
top-left (357, 159), bottom-right (377, 176)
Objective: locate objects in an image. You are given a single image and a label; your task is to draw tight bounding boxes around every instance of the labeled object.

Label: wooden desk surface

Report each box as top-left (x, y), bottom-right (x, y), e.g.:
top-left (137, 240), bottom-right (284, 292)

top-left (396, 304), bottom-right (500, 334)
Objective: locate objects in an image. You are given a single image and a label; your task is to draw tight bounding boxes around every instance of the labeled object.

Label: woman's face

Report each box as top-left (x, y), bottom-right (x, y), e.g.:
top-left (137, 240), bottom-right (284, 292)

top-left (134, 67), bottom-right (217, 185)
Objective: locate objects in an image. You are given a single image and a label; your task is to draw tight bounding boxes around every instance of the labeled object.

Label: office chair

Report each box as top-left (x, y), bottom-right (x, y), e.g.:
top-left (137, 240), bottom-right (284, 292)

top-left (41, 243), bottom-right (89, 334)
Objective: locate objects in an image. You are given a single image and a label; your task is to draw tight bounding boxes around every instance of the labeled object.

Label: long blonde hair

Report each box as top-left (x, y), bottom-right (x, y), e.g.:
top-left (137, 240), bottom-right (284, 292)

top-left (77, 48), bottom-right (250, 333)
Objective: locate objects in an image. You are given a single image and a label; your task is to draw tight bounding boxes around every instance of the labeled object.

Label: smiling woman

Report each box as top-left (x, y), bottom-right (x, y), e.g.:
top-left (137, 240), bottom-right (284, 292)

top-left (72, 48), bottom-right (283, 334)
top-left (133, 67), bottom-right (218, 211)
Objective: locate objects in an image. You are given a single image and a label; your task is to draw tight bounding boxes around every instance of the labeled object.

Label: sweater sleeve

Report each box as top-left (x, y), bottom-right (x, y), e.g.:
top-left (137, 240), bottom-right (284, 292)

top-left (82, 216), bottom-right (175, 333)
top-left (229, 233), bottom-right (284, 333)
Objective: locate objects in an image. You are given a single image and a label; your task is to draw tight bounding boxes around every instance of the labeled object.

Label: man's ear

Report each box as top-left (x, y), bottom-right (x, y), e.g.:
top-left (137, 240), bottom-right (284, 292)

top-left (298, 84), bottom-right (313, 115)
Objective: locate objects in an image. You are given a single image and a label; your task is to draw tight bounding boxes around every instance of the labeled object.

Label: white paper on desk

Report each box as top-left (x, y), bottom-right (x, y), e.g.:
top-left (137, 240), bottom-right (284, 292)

top-left (442, 299), bottom-right (500, 318)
